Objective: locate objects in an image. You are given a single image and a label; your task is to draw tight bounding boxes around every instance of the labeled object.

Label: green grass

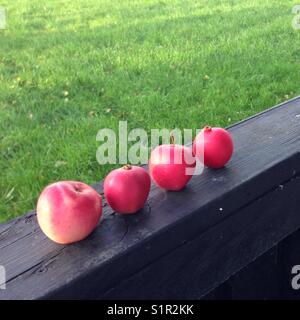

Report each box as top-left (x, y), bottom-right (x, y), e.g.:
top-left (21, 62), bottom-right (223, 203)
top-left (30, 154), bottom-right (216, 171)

top-left (1, 0), bottom-right (300, 222)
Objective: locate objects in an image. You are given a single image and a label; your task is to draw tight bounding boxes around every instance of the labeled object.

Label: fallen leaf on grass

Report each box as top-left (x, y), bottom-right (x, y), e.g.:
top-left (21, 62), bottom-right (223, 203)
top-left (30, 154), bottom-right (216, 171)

top-left (5, 187), bottom-right (15, 200)
top-left (54, 160), bottom-right (67, 168)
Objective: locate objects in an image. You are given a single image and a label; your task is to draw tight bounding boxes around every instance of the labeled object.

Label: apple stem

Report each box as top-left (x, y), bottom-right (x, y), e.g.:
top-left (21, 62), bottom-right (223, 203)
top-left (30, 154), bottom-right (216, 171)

top-left (171, 134), bottom-right (175, 145)
top-left (123, 164), bottom-right (132, 170)
top-left (204, 125), bottom-right (212, 132)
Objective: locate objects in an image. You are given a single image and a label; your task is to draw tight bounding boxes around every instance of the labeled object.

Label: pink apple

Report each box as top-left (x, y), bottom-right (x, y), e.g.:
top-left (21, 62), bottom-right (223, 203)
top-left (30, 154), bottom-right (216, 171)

top-left (193, 126), bottom-right (234, 168)
top-left (37, 181), bottom-right (102, 244)
top-left (149, 143), bottom-right (196, 191)
top-left (104, 165), bottom-right (151, 214)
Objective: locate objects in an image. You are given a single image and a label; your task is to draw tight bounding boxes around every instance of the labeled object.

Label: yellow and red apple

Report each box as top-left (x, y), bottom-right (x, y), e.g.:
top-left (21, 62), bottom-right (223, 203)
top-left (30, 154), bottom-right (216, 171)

top-left (37, 181), bottom-right (102, 244)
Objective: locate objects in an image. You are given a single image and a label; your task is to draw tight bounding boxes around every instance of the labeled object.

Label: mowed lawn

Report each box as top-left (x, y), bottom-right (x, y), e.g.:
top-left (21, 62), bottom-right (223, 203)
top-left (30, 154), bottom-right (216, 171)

top-left (1, 0), bottom-right (300, 222)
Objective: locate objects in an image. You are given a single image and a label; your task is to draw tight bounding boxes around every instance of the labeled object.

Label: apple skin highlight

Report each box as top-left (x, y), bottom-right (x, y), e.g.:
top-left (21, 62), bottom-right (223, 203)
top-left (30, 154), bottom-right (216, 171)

top-left (37, 181), bottom-right (102, 244)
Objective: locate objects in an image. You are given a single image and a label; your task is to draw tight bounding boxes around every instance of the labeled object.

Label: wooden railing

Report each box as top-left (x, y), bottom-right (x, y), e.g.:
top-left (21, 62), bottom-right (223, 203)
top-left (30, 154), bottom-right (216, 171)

top-left (1, 97), bottom-right (300, 299)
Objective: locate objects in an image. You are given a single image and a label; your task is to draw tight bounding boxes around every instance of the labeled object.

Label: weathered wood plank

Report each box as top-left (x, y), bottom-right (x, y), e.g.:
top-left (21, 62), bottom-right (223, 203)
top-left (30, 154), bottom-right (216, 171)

top-left (1, 96), bottom-right (300, 299)
top-left (101, 162), bottom-right (300, 299)
top-left (228, 247), bottom-right (280, 300)
top-left (203, 228), bottom-right (300, 300)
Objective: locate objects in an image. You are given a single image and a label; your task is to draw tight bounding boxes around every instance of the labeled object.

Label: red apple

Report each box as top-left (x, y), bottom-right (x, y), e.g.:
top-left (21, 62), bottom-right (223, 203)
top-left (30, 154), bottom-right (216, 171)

top-left (37, 181), bottom-right (102, 244)
top-left (149, 141), bottom-right (196, 191)
top-left (193, 126), bottom-right (234, 168)
top-left (104, 165), bottom-right (151, 214)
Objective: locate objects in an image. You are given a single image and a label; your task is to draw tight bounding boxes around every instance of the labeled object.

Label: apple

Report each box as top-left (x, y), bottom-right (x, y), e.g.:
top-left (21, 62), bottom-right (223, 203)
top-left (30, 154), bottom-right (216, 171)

top-left (104, 164), bottom-right (151, 214)
top-left (193, 126), bottom-right (234, 168)
top-left (149, 140), bottom-right (196, 191)
top-left (37, 181), bottom-right (102, 244)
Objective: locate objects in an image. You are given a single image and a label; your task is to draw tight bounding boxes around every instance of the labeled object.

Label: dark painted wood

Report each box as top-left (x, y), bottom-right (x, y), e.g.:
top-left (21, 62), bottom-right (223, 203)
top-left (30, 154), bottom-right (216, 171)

top-left (102, 166), bottom-right (300, 299)
top-left (228, 247), bottom-right (280, 300)
top-left (203, 229), bottom-right (300, 300)
top-left (202, 282), bottom-right (232, 300)
top-left (1, 96), bottom-right (300, 299)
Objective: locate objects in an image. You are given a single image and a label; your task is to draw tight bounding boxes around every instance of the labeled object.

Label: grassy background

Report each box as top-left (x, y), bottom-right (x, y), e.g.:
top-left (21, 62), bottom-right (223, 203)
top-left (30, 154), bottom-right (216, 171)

top-left (0, 0), bottom-right (300, 222)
